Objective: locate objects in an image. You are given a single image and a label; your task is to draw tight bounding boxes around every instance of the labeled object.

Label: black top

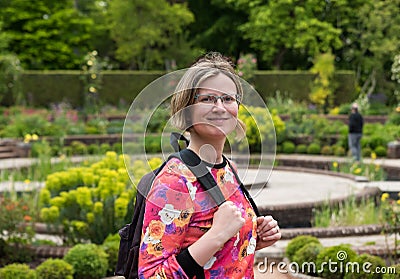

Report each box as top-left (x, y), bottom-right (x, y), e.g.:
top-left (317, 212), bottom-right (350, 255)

top-left (349, 111), bottom-right (363, 133)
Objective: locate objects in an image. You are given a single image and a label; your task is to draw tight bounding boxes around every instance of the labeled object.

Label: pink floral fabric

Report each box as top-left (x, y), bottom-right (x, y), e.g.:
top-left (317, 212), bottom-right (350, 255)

top-left (138, 158), bottom-right (257, 279)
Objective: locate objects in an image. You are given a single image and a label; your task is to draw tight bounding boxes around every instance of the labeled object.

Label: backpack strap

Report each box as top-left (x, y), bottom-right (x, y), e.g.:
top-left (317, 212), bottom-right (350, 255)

top-left (170, 132), bottom-right (190, 152)
top-left (169, 149), bottom-right (226, 206)
top-left (224, 155), bottom-right (261, 217)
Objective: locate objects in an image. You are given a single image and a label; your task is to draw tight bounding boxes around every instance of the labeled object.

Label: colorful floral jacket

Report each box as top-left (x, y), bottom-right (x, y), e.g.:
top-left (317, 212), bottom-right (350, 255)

top-left (138, 157), bottom-right (257, 279)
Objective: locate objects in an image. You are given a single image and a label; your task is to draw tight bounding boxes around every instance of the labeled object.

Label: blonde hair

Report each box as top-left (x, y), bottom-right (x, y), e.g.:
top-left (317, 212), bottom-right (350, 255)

top-left (170, 52), bottom-right (246, 139)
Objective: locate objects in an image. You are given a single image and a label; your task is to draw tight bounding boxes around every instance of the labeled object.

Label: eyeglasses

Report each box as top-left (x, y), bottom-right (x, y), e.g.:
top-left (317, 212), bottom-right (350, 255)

top-left (194, 94), bottom-right (240, 105)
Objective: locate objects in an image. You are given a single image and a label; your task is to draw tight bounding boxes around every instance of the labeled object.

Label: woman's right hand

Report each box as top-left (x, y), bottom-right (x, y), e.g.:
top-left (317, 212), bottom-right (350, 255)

top-left (209, 201), bottom-right (245, 244)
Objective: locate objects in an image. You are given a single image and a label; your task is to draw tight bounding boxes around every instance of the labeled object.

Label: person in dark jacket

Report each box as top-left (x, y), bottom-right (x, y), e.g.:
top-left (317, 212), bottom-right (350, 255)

top-left (348, 103), bottom-right (364, 161)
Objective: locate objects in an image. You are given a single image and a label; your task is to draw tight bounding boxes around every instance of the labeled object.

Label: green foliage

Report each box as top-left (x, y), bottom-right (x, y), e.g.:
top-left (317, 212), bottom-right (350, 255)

top-left (321, 145), bottom-right (333, 156)
top-left (285, 235), bottom-right (321, 261)
top-left (0, 263), bottom-right (36, 279)
top-left (388, 110), bottom-right (400, 125)
top-left (374, 146), bottom-right (387, 157)
top-left (380, 193), bottom-right (400, 262)
top-left (295, 144), bottom-right (307, 154)
top-left (237, 106), bottom-right (285, 152)
top-left (316, 245), bottom-right (357, 279)
top-left (239, 1), bottom-right (342, 69)
top-left (313, 196), bottom-right (380, 228)
top-left (108, 0), bottom-right (194, 70)
top-left (35, 259), bottom-right (74, 279)
top-left (333, 145), bottom-right (346, 156)
top-left (281, 141), bottom-right (295, 154)
top-left (101, 234), bottom-right (121, 276)
top-left (39, 152), bottom-right (161, 244)
top-left (237, 53), bottom-right (257, 82)
top-left (307, 143), bottom-right (321, 155)
top-left (292, 242), bottom-right (323, 276)
top-left (146, 106), bottom-right (169, 133)
top-left (0, 54), bottom-right (22, 106)
top-left (0, 193), bottom-right (35, 245)
top-left (81, 51), bottom-right (108, 115)
top-left (69, 141), bottom-right (88, 155)
top-left (343, 254), bottom-right (386, 279)
top-left (0, 0), bottom-right (95, 70)
top-left (64, 244), bottom-right (108, 279)
top-left (382, 264), bottom-right (400, 279)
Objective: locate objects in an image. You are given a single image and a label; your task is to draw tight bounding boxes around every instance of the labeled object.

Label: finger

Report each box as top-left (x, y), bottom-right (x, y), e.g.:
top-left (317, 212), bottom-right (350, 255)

top-left (258, 220), bottom-right (278, 235)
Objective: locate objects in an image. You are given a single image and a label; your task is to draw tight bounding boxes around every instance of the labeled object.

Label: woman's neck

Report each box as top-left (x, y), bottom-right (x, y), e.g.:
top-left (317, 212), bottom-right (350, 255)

top-left (187, 133), bottom-right (225, 164)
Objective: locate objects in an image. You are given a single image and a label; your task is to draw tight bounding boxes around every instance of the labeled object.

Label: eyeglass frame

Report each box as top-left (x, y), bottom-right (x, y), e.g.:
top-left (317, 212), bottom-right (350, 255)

top-left (194, 93), bottom-right (241, 105)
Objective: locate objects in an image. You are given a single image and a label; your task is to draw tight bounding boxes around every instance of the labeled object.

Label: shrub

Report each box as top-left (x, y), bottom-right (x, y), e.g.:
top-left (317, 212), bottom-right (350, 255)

top-left (102, 233), bottom-right (120, 276)
top-left (307, 143), bottom-right (321, 155)
top-left (387, 111), bottom-right (400, 125)
top-left (99, 143), bottom-right (111, 153)
top-left (112, 142), bottom-right (122, 154)
top-left (87, 143), bottom-right (100, 154)
top-left (343, 254), bottom-right (385, 279)
top-left (285, 235), bottom-right (321, 261)
top-left (36, 259), bottom-right (73, 279)
top-left (362, 147), bottom-right (372, 157)
top-left (39, 152), bottom-right (137, 244)
top-left (70, 141), bottom-right (87, 155)
top-left (282, 141), bottom-right (296, 154)
top-left (295, 144), bottom-right (307, 154)
top-left (333, 145), bottom-right (346, 156)
top-left (374, 146), bottom-right (387, 157)
top-left (0, 263), bottom-right (36, 279)
top-left (292, 242), bottom-right (323, 276)
top-left (321, 145), bottom-right (333, 155)
top-left (382, 264), bottom-right (400, 279)
top-left (64, 244), bottom-right (108, 279)
top-left (316, 245), bottom-right (357, 279)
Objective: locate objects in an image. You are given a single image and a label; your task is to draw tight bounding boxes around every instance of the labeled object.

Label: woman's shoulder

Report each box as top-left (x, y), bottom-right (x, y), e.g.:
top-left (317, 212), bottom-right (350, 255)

top-left (156, 157), bottom-right (197, 183)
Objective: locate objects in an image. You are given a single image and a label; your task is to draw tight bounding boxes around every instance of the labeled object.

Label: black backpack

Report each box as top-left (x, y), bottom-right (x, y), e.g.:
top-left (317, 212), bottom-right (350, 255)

top-left (115, 135), bottom-right (259, 279)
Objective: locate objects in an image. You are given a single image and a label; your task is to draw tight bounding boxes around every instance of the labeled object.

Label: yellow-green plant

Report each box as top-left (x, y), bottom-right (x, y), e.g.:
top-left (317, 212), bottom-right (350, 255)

top-left (309, 52), bottom-right (337, 113)
top-left (380, 192), bottom-right (400, 263)
top-left (39, 151), bottom-right (161, 244)
top-left (236, 105), bottom-right (285, 153)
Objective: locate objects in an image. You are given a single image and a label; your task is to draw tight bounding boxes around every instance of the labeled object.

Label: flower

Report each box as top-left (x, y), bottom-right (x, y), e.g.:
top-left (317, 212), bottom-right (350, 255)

top-left (159, 204), bottom-right (180, 225)
top-left (353, 168), bottom-right (362, 174)
top-left (236, 53), bottom-right (257, 81)
top-left (23, 215), bottom-right (32, 222)
top-left (333, 161), bottom-right (338, 168)
top-left (23, 133), bottom-right (39, 143)
top-left (148, 220), bottom-right (165, 240)
top-left (371, 152), bottom-right (377, 160)
top-left (381, 193), bottom-right (390, 202)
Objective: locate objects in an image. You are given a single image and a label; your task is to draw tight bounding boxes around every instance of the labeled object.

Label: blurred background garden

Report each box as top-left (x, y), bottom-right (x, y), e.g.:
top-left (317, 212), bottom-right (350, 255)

top-left (0, 0), bottom-right (399, 278)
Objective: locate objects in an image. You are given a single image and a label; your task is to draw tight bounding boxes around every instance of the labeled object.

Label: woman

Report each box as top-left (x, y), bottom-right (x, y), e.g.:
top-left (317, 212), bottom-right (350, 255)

top-left (139, 52), bottom-right (281, 278)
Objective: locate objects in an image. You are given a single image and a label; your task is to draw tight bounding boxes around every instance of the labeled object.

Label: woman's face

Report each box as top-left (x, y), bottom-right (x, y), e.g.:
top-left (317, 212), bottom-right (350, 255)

top-left (189, 73), bottom-right (239, 140)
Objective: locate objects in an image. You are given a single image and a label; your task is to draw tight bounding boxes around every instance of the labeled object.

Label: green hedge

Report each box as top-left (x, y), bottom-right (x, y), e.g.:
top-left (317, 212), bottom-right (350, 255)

top-left (5, 70), bottom-right (356, 108)
top-left (254, 70), bottom-right (356, 105)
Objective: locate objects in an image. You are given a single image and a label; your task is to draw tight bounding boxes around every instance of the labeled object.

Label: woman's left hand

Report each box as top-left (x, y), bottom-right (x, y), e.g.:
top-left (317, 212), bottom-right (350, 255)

top-left (255, 215), bottom-right (281, 250)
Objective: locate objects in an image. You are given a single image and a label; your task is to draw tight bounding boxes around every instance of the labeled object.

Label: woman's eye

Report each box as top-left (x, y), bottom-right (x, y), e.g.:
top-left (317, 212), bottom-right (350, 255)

top-left (224, 96), bottom-right (234, 102)
top-left (201, 96), bottom-right (213, 102)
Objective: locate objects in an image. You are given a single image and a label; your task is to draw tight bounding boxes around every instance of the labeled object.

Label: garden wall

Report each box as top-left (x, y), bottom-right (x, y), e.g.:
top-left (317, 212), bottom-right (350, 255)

top-left (5, 70), bottom-right (356, 107)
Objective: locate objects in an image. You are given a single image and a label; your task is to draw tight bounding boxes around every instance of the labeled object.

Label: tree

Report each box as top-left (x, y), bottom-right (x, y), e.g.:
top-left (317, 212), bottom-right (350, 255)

top-left (0, 0), bottom-right (95, 69)
top-left (108, 0), bottom-right (194, 70)
top-left (337, 0), bottom-right (400, 103)
top-left (238, 0), bottom-right (342, 70)
top-left (186, 0), bottom-right (252, 60)
top-left (0, 21), bottom-right (23, 105)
